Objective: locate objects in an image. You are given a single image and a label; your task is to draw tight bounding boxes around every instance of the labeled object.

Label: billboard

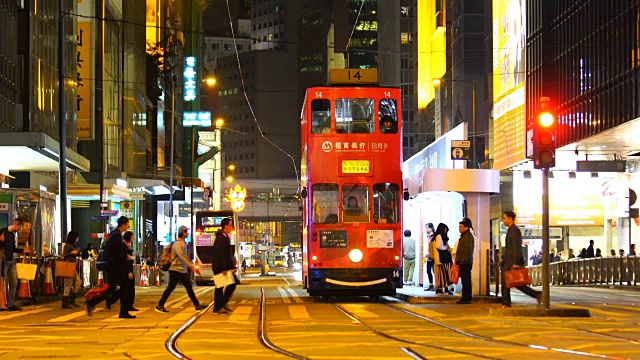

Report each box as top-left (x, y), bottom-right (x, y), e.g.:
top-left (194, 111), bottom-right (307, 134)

top-left (513, 171), bottom-right (605, 227)
top-left (492, 0), bottom-right (527, 170)
top-left (184, 57), bottom-right (197, 102)
top-left (183, 111), bottom-right (212, 127)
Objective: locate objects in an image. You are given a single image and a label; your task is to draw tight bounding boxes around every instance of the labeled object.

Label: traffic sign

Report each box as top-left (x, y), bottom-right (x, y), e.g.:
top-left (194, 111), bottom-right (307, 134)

top-left (576, 160), bottom-right (626, 173)
top-left (451, 140), bottom-right (471, 160)
top-left (92, 216), bottom-right (109, 220)
top-left (100, 210), bottom-right (119, 217)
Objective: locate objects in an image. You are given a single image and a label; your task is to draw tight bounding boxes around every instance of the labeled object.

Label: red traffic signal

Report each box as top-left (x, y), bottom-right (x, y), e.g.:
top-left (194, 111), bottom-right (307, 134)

top-left (533, 98), bottom-right (556, 169)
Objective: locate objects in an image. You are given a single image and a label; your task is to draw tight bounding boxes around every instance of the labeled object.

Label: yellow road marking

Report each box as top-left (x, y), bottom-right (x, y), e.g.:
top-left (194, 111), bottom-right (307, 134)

top-left (277, 287), bottom-right (291, 303)
top-left (288, 305), bottom-right (310, 320)
top-left (167, 308), bottom-right (195, 322)
top-left (0, 307), bottom-right (49, 321)
top-left (227, 306), bottom-right (253, 321)
top-left (102, 307), bottom-right (149, 322)
top-left (340, 304), bottom-right (378, 318)
top-left (47, 308), bottom-right (104, 323)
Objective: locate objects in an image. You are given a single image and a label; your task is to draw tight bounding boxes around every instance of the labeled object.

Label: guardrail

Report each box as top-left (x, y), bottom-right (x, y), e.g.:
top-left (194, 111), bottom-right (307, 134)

top-left (529, 256), bottom-right (640, 286)
top-left (12, 256), bottom-right (163, 299)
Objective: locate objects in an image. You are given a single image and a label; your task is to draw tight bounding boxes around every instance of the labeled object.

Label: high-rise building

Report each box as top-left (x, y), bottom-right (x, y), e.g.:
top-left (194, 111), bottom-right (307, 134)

top-left (251, 0), bottom-right (302, 51)
top-left (399, 0), bottom-right (418, 159)
top-left (0, 0), bottom-right (18, 135)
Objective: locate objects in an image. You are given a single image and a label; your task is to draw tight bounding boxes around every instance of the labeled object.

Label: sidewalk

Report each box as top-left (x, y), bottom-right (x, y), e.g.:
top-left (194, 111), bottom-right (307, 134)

top-left (394, 284), bottom-right (500, 304)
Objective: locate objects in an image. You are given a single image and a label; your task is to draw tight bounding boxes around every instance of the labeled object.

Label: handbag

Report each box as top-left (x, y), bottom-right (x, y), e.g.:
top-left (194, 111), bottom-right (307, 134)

top-left (16, 263), bottom-right (38, 280)
top-left (504, 267), bottom-right (532, 288)
top-left (437, 248), bottom-right (453, 264)
top-left (56, 261), bottom-right (77, 278)
top-left (450, 264), bottom-right (460, 284)
top-left (213, 271), bottom-right (236, 288)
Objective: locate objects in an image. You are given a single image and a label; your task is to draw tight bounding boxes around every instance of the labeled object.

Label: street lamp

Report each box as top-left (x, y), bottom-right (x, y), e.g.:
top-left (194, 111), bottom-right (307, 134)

top-left (204, 76), bottom-right (217, 87)
top-left (215, 118), bottom-right (224, 129)
top-left (432, 78), bottom-right (477, 168)
top-left (226, 164), bottom-right (236, 183)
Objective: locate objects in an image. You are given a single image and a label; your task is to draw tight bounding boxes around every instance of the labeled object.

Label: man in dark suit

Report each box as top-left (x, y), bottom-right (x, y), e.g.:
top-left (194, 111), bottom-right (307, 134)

top-left (212, 218), bottom-right (237, 315)
top-left (502, 211), bottom-right (541, 308)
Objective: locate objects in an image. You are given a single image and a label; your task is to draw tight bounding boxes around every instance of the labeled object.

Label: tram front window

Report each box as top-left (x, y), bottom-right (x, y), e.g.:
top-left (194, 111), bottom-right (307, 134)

top-left (311, 99), bottom-right (331, 134)
top-left (373, 183), bottom-right (399, 224)
top-left (342, 185), bottom-right (370, 223)
top-left (312, 183), bottom-right (339, 224)
top-left (335, 98), bottom-right (374, 134)
top-left (379, 99), bottom-right (398, 134)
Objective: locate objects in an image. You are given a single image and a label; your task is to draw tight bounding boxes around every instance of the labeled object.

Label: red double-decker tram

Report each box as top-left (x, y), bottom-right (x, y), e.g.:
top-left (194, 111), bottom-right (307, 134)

top-left (300, 69), bottom-right (403, 298)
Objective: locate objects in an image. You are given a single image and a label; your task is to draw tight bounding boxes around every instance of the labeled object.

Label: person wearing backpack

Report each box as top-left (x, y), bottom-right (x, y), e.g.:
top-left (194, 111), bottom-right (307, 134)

top-left (155, 226), bottom-right (206, 313)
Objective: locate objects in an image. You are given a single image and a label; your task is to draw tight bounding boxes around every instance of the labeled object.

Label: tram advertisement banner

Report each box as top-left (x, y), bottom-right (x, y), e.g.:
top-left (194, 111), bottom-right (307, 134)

top-left (366, 230), bottom-right (393, 248)
top-left (319, 230), bottom-right (348, 248)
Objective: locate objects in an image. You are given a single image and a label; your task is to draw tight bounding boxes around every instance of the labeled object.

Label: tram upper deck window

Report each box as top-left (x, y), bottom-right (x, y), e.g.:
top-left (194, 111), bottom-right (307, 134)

top-left (373, 183), bottom-right (399, 224)
top-left (335, 98), bottom-right (374, 134)
top-left (379, 99), bottom-right (398, 134)
top-left (311, 99), bottom-right (331, 134)
top-left (312, 183), bottom-right (339, 224)
top-left (342, 185), bottom-right (370, 223)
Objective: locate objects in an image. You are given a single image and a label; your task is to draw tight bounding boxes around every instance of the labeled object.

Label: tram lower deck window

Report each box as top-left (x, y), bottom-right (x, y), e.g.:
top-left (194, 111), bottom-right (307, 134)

top-left (373, 183), bottom-right (399, 224)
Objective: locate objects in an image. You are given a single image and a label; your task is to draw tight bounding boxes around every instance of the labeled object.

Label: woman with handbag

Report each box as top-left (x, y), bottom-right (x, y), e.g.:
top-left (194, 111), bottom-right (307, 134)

top-left (61, 231), bottom-right (82, 309)
top-left (432, 223), bottom-right (453, 295)
top-left (502, 211), bottom-right (541, 308)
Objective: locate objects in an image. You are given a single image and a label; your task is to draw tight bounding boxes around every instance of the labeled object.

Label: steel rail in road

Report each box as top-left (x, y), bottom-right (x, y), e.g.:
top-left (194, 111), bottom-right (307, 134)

top-left (259, 287), bottom-right (309, 360)
top-left (333, 303), bottom-right (495, 360)
top-left (166, 301), bottom-right (216, 360)
top-left (388, 304), bottom-right (628, 360)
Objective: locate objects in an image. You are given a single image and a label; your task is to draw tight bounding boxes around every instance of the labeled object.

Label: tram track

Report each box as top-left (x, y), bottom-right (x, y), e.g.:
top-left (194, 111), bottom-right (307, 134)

top-left (386, 303), bottom-right (630, 360)
top-left (166, 302), bottom-right (216, 360)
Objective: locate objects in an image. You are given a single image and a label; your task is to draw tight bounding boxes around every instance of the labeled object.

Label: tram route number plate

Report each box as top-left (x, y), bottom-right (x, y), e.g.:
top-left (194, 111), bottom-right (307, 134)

top-left (366, 230), bottom-right (394, 248)
top-left (342, 160), bottom-right (370, 174)
top-left (319, 230), bottom-right (348, 248)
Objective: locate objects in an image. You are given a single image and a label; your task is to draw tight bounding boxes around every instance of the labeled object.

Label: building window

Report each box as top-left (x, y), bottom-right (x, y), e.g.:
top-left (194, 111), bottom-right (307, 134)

top-left (250, 166), bottom-right (255, 173)
top-left (251, 153), bottom-right (255, 159)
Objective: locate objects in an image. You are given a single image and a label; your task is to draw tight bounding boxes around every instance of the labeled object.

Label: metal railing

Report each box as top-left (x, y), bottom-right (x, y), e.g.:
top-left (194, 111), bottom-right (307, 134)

top-left (529, 256), bottom-right (640, 286)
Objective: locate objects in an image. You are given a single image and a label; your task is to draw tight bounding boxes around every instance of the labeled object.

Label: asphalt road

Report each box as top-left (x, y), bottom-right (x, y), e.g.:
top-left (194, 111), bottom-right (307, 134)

top-left (2, 270), bottom-right (640, 360)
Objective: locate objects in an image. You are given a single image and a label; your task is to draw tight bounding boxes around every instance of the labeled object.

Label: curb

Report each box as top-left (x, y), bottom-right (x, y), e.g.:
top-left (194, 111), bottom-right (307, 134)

top-left (489, 306), bottom-right (591, 317)
top-left (394, 292), bottom-right (501, 304)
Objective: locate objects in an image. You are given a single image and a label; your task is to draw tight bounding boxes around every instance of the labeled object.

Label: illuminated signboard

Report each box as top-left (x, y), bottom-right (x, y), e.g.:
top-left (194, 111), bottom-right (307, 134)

top-left (184, 56), bottom-right (197, 102)
top-left (341, 160), bottom-right (370, 174)
top-left (183, 111), bottom-right (212, 127)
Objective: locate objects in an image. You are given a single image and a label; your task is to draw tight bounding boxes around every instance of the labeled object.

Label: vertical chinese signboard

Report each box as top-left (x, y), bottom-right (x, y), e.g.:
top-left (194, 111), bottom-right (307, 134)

top-left (77, 21), bottom-right (93, 140)
top-left (184, 57), bottom-right (197, 102)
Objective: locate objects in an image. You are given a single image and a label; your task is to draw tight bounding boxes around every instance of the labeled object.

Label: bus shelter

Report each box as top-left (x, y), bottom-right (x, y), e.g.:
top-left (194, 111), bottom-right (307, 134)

top-left (403, 169), bottom-right (499, 295)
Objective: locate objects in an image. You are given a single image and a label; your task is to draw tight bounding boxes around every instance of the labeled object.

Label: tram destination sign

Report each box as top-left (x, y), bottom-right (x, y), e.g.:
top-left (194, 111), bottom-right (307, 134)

top-left (576, 160), bottom-right (626, 173)
top-left (319, 230), bottom-right (348, 248)
top-left (341, 160), bottom-right (370, 174)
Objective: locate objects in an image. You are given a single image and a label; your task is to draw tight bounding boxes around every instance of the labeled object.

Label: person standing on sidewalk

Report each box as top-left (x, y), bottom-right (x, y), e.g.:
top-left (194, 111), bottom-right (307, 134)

top-left (212, 218), bottom-right (237, 315)
top-left (155, 226), bottom-right (206, 314)
top-left (86, 216), bottom-right (135, 319)
top-left (455, 219), bottom-right (475, 304)
top-left (61, 231), bottom-right (82, 309)
top-left (501, 211), bottom-right (541, 308)
top-left (122, 231), bottom-right (138, 312)
top-left (423, 223), bottom-right (435, 291)
top-left (1, 219), bottom-right (24, 311)
top-left (402, 230), bottom-right (416, 285)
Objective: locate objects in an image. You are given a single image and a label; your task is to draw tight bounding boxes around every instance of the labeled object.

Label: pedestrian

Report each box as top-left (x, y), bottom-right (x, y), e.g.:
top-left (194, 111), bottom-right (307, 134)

top-left (122, 231), bottom-right (138, 312)
top-left (431, 223), bottom-right (453, 295)
top-left (619, 249), bottom-right (625, 257)
top-left (631, 244), bottom-right (637, 256)
top-left (86, 216), bottom-right (135, 319)
top-left (61, 231), bottom-right (82, 309)
top-left (0, 219), bottom-right (25, 311)
top-left (241, 258), bottom-right (247, 274)
top-left (501, 211), bottom-right (541, 308)
top-left (402, 230), bottom-right (416, 285)
top-left (595, 248), bottom-right (602, 257)
top-left (424, 223), bottom-right (435, 291)
top-left (586, 240), bottom-right (595, 258)
top-left (155, 226), bottom-right (206, 314)
top-left (610, 249), bottom-right (616, 257)
top-left (212, 218), bottom-right (238, 314)
top-left (455, 218), bottom-right (475, 304)
top-left (81, 243), bottom-right (93, 260)
top-left (577, 248), bottom-right (588, 259)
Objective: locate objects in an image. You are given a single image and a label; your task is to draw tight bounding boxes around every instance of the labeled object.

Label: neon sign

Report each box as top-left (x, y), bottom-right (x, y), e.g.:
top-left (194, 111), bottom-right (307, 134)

top-left (183, 111), bottom-right (212, 127)
top-left (184, 57), bottom-right (197, 102)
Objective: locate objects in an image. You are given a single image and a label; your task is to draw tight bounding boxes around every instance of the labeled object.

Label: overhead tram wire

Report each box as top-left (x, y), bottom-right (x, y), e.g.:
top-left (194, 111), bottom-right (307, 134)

top-left (224, 0), bottom-right (301, 221)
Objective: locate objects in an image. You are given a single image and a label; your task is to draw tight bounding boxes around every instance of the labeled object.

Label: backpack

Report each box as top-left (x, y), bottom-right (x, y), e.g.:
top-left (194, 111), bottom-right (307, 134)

top-left (159, 243), bottom-right (174, 271)
top-left (96, 248), bottom-right (109, 271)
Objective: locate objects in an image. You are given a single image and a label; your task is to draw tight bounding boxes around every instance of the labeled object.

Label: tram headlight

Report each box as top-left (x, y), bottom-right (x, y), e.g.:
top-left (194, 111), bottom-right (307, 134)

top-left (348, 249), bottom-right (363, 263)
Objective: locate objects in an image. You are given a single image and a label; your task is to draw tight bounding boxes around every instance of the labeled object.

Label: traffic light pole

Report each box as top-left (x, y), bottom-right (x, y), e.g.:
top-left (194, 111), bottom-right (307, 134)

top-left (542, 167), bottom-right (550, 309)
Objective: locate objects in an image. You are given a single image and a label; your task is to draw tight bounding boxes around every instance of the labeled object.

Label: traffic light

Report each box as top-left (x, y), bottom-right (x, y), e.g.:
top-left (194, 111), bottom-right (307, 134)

top-left (226, 164), bottom-right (236, 182)
top-left (533, 97), bottom-right (556, 169)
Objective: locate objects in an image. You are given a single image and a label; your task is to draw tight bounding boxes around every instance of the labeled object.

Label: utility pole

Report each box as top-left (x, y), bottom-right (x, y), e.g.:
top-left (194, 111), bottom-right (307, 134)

top-left (96, 0), bottom-right (105, 234)
top-left (58, 0), bottom-right (68, 242)
top-left (169, 76), bottom-right (176, 241)
top-left (471, 80), bottom-right (477, 169)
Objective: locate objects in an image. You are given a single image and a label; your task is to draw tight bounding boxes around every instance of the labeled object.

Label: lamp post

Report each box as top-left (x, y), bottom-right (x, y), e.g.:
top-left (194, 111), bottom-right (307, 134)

top-left (433, 78), bottom-right (477, 168)
top-left (169, 76), bottom-right (176, 242)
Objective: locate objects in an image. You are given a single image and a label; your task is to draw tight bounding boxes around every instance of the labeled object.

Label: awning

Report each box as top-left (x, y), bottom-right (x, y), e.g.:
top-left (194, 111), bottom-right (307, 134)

top-left (128, 178), bottom-right (171, 196)
top-left (53, 184), bottom-right (131, 201)
top-left (0, 132), bottom-right (90, 174)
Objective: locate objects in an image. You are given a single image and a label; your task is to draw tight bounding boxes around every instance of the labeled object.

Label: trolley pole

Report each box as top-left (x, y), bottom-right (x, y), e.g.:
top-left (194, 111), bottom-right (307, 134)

top-left (542, 167), bottom-right (551, 309)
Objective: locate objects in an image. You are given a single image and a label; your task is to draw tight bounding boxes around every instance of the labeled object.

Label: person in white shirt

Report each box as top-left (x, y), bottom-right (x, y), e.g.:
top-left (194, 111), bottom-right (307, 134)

top-left (402, 230), bottom-right (416, 285)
